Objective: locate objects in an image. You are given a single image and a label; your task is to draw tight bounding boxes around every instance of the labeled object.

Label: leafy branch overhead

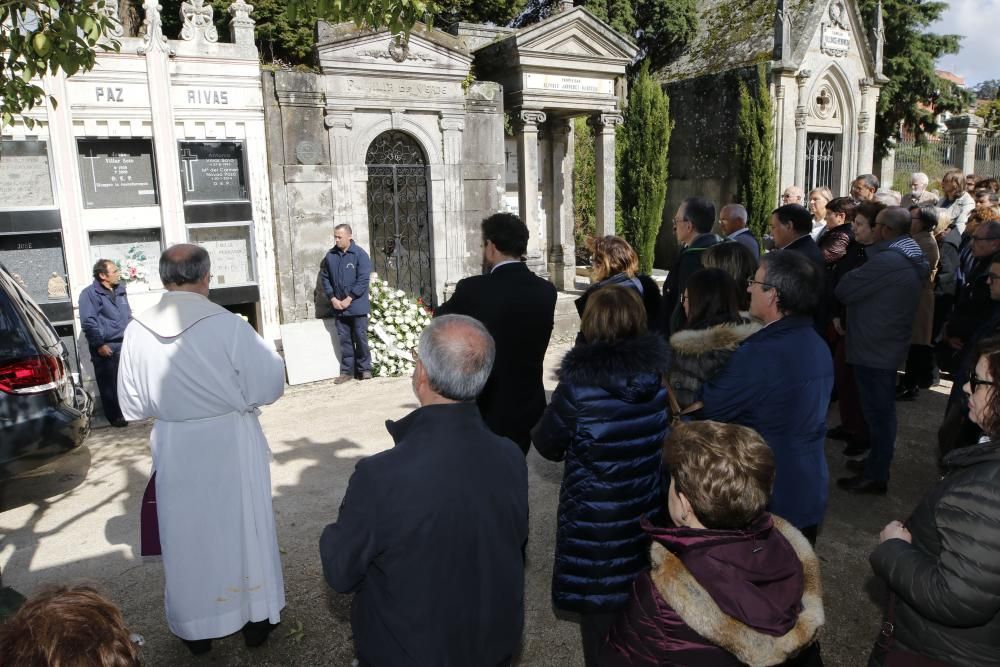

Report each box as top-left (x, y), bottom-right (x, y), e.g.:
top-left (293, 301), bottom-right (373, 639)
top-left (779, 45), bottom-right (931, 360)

top-left (284, 0), bottom-right (441, 37)
top-left (1, 1), bottom-right (121, 128)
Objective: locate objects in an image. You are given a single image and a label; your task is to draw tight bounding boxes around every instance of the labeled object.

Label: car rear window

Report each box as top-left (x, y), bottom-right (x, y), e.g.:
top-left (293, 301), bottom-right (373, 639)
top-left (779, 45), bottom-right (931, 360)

top-left (0, 287), bottom-right (36, 365)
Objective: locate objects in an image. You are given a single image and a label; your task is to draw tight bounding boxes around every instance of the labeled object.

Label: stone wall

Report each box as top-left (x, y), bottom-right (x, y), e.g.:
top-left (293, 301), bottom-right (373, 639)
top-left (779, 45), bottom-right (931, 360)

top-left (461, 81), bottom-right (506, 277)
top-left (655, 66), bottom-right (758, 269)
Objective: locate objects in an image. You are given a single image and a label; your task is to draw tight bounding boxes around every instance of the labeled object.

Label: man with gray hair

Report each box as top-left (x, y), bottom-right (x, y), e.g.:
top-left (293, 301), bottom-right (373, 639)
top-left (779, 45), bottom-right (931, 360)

top-left (321, 223), bottom-right (372, 384)
top-left (719, 203), bottom-right (760, 258)
top-left (901, 172), bottom-right (939, 209)
top-left (320, 314), bottom-right (529, 666)
top-left (117, 244), bottom-right (286, 654)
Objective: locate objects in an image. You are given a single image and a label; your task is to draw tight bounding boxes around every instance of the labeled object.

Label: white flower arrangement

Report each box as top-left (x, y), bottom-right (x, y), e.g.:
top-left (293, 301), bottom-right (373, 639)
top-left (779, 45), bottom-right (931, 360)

top-left (368, 275), bottom-right (433, 378)
top-left (114, 245), bottom-right (149, 285)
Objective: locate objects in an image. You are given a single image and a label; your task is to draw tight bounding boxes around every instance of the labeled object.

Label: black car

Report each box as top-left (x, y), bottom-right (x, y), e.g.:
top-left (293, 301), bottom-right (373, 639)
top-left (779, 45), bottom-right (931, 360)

top-left (0, 263), bottom-right (92, 479)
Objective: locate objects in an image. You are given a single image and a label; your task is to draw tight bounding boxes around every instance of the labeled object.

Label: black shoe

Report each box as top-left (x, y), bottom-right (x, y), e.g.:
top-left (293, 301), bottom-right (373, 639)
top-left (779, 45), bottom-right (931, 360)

top-left (182, 638), bottom-right (212, 655)
top-left (242, 619), bottom-right (278, 648)
top-left (843, 440), bottom-right (871, 457)
top-left (836, 475), bottom-right (888, 495)
top-left (110, 418), bottom-right (128, 428)
top-left (896, 386), bottom-right (919, 401)
top-left (827, 425), bottom-right (852, 441)
top-left (845, 458), bottom-right (867, 473)
top-left (333, 375), bottom-right (353, 385)
top-left (359, 371), bottom-right (373, 380)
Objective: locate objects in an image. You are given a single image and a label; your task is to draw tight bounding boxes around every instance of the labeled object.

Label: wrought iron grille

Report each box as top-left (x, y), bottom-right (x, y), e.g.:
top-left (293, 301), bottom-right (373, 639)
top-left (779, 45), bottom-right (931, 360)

top-left (365, 131), bottom-right (434, 306)
top-left (805, 134), bottom-right (836, 193)
top-left (975, 134), bottom-right (1000, 180)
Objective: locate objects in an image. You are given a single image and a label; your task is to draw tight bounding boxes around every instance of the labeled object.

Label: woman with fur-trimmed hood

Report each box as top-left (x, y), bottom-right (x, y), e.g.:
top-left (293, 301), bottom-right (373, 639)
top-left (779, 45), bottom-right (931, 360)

top-left (668, 268), bottom-right (761, 410)
top-left (601, 422), bottom-right (824, 666)
top-left (531, 285), bottom-right (670, 667)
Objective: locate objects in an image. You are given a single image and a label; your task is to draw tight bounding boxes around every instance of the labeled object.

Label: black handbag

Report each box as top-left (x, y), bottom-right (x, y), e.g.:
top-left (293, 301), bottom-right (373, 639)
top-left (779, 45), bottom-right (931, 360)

top-left (876, 593), bottom-right (951, 667)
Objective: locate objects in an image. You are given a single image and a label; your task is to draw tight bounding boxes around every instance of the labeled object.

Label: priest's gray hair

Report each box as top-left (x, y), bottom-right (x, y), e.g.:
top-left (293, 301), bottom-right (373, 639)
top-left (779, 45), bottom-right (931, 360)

top-left (160, 244), bottom-right (211, 286)
top-left (418, 315), bottom-right (495, 401)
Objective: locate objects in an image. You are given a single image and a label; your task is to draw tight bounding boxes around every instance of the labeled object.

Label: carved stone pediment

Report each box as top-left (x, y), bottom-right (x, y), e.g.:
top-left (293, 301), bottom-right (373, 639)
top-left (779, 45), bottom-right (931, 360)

top-left (511, 8), bottom-right (638, 62)
top-left (316, 21), bottom-right (472, 81)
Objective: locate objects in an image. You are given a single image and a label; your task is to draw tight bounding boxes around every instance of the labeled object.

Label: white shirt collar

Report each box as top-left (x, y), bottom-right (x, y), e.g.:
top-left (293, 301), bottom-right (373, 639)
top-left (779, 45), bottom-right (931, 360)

top-left (490, 259), bottom-right (520, 274)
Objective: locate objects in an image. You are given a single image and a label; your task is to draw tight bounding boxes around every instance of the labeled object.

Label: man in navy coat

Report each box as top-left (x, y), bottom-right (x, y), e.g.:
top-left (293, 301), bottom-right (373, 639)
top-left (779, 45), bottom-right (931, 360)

top-left (320, 315), bottom-right (528, 666)
top-left (79, 259), bottom-right (131, 427)
top-left (320, 224), bottom-right (372, 383)
top-left (698, 250), bottom-right (833, 544)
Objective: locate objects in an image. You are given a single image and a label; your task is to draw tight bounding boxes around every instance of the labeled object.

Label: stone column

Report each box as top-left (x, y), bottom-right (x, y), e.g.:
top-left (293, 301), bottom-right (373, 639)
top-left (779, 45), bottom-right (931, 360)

top-left (439, 111), bottom-right (466, 296)
top-left (857, 79), bottom-right (876, 176)
top-left (946, 114), bottom-right (984, 176)
top-left (590, 112), bottom-right (623, 237)
top-left (547, 118), bottom-right (576, 289)
top-left (793, 70), bottom-right (811, 190)
top-left (138, 1), bottom-right (185, 246)
top-left (325, 109), bottom-right (355, 228)
top-left (515, 109), bottom-right (547, 277)
top-left (877, 138), bottom-right (896, 190)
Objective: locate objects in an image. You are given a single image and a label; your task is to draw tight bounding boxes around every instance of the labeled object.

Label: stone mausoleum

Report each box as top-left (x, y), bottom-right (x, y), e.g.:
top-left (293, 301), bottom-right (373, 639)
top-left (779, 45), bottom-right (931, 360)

top-left (655, 0), bottom-right (886, 264)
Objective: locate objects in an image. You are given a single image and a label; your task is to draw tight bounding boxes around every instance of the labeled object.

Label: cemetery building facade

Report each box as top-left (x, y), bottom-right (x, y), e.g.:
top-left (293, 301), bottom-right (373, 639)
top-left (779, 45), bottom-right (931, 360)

top-left (655, 0), bottom-right (886, 264)
top-left (0, 1), bottom-right (280, 383)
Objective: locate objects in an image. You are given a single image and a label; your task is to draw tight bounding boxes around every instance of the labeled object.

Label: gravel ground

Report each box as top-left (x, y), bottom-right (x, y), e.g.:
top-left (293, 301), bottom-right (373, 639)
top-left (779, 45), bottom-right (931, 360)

top-left (0, 340), bottom-right (948, 666)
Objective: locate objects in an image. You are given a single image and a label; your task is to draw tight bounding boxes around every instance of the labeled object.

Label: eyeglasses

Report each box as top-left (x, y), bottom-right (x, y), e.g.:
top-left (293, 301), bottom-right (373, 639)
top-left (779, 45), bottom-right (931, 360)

top-left (969, 370), bottom-right (998, 393)
top-left (747, 278), bottom-right (775, 291)
top-left (988, 273), bottom-right (1000, 282)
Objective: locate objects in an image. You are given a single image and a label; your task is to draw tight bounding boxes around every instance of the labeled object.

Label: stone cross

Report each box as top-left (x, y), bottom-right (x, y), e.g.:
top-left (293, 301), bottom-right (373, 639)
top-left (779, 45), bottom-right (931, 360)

top-left (180, 0), bottom-right (219, 43)
top-left (229, 0), bottom-right (256, 47)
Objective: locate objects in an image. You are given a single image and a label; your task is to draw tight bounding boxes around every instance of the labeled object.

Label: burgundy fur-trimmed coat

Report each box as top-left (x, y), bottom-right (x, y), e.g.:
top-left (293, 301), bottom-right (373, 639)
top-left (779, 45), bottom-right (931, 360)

top-left (601, 515), bottom-right (824, 666)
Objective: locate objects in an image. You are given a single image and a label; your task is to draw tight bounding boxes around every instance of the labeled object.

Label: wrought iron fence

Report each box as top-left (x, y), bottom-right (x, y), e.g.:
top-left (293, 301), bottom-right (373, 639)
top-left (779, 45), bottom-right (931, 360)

top-left (891, 134), bottom-right (961, 193)
top-left (975, 133), bottom-right (1000, 180)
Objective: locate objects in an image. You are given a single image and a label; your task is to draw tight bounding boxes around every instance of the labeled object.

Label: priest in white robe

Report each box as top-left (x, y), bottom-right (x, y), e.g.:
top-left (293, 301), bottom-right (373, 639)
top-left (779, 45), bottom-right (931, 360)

top-left (117, 244), bottom-right (286, 655)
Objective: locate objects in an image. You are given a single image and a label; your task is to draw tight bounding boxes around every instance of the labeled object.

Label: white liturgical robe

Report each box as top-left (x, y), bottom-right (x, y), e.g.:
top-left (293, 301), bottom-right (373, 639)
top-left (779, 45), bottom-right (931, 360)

top-left (117, 290), bottom-right (286, 640)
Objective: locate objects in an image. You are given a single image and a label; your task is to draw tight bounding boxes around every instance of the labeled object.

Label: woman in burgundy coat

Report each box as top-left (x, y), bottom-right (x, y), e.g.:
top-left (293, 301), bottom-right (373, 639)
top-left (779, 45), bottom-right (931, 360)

top-left (600, 421), bottom-right (824, 666)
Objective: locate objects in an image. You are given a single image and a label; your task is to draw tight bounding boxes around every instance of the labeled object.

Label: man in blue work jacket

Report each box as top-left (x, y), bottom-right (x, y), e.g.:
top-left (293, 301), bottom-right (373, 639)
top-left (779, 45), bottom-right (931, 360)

top-left (321, 224), bottom-right (372, 384)
top-left (79, 259), bottom-right (131, 426)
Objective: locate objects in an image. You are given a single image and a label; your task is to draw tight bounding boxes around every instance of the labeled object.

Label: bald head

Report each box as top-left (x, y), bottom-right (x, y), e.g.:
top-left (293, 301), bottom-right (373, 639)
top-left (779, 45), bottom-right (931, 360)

top-left (781, 186), bottom-right (804, 205)
top-left (719, 204), bottom-right (748, 237)
top-left (875, 207), bottom-right (912, 240)
top-left (160, 243), bottom-right (210, 289)
top-left (416, 314), bottom-right (495, 403)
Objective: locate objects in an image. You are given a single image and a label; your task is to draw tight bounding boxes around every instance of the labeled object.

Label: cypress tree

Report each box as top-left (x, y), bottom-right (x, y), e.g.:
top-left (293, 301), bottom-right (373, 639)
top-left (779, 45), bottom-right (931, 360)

top-left (735, 64), bottom-right (776, 241)
top-left (618, 62), bottom-right (672, 274)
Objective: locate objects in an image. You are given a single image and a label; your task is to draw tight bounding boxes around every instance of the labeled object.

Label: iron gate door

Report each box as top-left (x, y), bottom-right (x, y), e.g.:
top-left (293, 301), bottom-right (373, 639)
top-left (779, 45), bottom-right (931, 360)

top-left (805, 133), bottom-right (836, 193)
top-left (365, 131), bottom-right (434, 305)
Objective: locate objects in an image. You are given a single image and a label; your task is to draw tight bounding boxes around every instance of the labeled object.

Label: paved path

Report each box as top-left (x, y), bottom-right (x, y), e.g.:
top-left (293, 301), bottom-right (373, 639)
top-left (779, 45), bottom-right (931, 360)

top-left (0, 341), bottom-right (947, 665)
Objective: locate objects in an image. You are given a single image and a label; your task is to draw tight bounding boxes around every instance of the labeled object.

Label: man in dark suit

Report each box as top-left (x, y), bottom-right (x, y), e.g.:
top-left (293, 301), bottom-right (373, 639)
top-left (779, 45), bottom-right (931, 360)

top-left (320, 315), bottom-right (528, 666)
top-left (662, 197), bottom-right (720, 333)
top-left (435, 212), bottom-right (557, 453)
top-left (770, 204), bottom-right (825, 268)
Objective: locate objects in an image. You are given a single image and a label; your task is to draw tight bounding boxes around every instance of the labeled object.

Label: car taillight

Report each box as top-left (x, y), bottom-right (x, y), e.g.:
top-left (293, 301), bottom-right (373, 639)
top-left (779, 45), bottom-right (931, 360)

top-left (0, 355), bottom-right (64, 394)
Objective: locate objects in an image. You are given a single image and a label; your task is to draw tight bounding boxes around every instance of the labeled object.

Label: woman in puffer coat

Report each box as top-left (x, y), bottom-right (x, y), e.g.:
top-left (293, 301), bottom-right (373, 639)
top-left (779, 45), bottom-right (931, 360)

top-left (668, 268), bottom-right (761, 410)
top-left (532, 285), bottom-right (670, 667)
top-left (601, 421), bottom-right (824, 666)
top-left (867, 335), bottom-right (1000, 666)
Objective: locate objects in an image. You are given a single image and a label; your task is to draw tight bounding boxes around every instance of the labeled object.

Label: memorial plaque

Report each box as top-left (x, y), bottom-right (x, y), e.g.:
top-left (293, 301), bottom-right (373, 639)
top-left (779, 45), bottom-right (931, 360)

top-left (0, 233), bottom-right (69, 303)
top-left (0, 141), bottom-right (55, 209)
top-left (89, 229), bottom-right (163, 290)
top-left (78, 138), bottom-right (158, 209)
top-left (179, 142), bottom-right (248, 202)
top-left (189, 225), bottom-right (254, 287)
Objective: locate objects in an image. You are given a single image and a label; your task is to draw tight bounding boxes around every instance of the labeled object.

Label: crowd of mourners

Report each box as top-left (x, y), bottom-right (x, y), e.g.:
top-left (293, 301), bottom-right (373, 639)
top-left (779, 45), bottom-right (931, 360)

top-left (2, 172), bottom-right (1000, 667)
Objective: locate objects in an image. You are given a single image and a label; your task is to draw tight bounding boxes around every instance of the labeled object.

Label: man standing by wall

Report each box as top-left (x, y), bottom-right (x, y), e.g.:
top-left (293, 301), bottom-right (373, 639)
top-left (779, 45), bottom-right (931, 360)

top-left (851, 174), bottom-right (879, 202)
top-left (835, 208), bottom-right (929, 495)
top-left (435, 212), bottom-right (556, 454)
top-left (719, 204), bottom-right (760, 259)
top-left (321, 224), bottom-right (372, 384)
top-left (320, 315), bottom-right (528, 666)
top-left (117, 245), bottom-right (286, 655)
top-left (79, 259), bottom-right (131, 427)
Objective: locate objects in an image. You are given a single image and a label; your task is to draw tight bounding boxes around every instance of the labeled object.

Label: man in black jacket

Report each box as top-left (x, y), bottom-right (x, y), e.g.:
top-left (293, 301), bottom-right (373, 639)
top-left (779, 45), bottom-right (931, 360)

top-left (770, 204), bottom-right (825, 268)
top-left (662, 197), bottom-right (719, 333)
top-left (435, 212), bottom-right (557, 453)
top-left (320, 315), bottom-right (529, 667)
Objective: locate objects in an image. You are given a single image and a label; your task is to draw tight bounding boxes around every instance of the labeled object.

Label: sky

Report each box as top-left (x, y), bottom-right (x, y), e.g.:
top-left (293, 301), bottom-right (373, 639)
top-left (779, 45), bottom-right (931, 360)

top-left (931, 0), bottom-right (1000, 88)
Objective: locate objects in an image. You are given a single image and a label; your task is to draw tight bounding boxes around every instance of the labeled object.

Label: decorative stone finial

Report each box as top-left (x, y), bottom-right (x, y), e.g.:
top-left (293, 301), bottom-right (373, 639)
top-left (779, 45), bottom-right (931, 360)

top-left (138, 1), bottom-right (174, 55)
top-left (557, 0), bottom-right (575, 13)
top-left (98, 1), bottom-right (124, 39)
top-left (180, 0), bottom-right (218, 43)
top-left (773, 0), bottom-right (792, 63)
top-left (872, 0), bottom-right (885, 76)
top-left (229, 0), bottom-right (256, 46)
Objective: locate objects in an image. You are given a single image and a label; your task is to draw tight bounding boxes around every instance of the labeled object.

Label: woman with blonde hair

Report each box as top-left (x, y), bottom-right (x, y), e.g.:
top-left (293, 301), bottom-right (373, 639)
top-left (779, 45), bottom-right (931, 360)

top-left (938, 168), bottom-right (976, 234)
top-left (532, 285), bottom-right (670, 666)
top-left (601, 421), bottom-right (824, 666)
top-left (808, 186), bottom-right (834, 240)
top-left (575, 235), bottom-right (660, 335)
